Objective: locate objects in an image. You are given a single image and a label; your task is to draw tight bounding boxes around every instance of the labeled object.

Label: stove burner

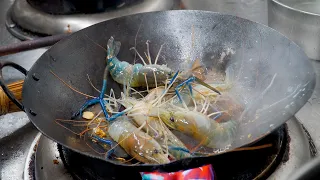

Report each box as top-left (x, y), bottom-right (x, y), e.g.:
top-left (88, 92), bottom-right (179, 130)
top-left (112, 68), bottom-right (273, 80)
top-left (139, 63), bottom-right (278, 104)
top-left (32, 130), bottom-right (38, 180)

top-left (56, 124), bottom-right (288, 180)
top-left (58, 145), bottom-right (142, 180)
top-left (6, 0), bottom-right (178, 40)
top-left (24, 133), bottom-right (41, 180)
top-left (26, 0), bottom-right (135, 15)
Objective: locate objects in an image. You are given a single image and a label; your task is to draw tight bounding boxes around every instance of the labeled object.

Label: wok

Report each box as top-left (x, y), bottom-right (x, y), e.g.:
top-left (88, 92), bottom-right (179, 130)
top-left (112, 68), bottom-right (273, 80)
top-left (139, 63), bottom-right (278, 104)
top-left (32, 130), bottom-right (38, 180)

top-left (0, 10), bottom-right (315, 172)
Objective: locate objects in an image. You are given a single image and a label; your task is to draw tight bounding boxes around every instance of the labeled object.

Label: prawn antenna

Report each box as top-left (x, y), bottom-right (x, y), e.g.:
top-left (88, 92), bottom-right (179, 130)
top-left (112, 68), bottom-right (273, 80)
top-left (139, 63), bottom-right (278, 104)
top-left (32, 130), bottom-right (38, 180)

top-left (154, 44), bottom-right (164, 65)
top-left (84, 34), bottom-right (108, 52)
top-left (146, 40), bottom-right (152, 64)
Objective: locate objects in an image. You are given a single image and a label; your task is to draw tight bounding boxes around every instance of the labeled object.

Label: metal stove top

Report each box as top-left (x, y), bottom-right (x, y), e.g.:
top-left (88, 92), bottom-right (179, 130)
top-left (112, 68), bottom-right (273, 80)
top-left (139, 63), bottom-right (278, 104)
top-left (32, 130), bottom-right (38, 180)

top-left (22, 122), bottom-right (313, 180)
top-left (6, 0), bottom-right (179, 40)
top-left (0, 0), bottom-right (320, 180)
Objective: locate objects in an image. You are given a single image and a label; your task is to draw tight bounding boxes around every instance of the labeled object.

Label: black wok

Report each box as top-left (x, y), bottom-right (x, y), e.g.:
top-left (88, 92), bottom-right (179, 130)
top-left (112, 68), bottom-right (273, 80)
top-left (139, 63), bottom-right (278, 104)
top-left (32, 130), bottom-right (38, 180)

top-left (0, 10), bottom-right (315, 172)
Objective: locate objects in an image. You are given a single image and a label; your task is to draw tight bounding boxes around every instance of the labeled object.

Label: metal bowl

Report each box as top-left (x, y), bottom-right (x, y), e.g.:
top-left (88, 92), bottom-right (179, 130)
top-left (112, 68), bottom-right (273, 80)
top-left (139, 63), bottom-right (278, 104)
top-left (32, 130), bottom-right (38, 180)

top-left (182, 0), bottom-right (268, 24)
top-left (268, 0), bottom-right (320, 60)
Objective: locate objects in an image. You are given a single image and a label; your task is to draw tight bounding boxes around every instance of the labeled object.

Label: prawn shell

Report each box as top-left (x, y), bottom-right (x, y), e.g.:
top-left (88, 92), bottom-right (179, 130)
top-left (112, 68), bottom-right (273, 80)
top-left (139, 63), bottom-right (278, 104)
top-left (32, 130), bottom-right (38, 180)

top-left (125, 99), bottom-right (191, 160)
top-left (158, 105), bottom-right (238, 150)
top-left (108, 117), bottom-right (169, 164)
top-left (130, 65), bottom-right (172, 88)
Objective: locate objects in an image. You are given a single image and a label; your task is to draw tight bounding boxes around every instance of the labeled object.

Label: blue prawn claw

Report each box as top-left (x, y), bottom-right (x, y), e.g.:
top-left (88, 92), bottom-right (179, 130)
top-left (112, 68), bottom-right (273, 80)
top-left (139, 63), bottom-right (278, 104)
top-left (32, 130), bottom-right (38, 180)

top-left (71, 66), bottom-right (126, 121)
top-left (92, 135), bottom-right (115, 159)
top-left (175, 76), bottom-right (221, 104)
top-left (71, 90), bottom-right (109, 119)
top-left (72, 37), bottom-right (126, 120)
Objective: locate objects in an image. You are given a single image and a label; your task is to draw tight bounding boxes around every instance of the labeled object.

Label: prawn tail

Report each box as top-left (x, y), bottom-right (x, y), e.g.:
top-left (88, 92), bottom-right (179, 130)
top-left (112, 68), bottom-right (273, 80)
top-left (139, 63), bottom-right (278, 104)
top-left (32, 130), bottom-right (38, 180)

top-left (191, 59), bottom-right (207, 81)
top-left (209, 120), bottom-right (239, 149)
top-left (107, 36), bottom-right (121, 59)
top-left (166, 131), bottom-right (192, 160)
top-left (222, 120), bottom-right (238, 132)
top-left (168, 146), bottom-right (192, 160)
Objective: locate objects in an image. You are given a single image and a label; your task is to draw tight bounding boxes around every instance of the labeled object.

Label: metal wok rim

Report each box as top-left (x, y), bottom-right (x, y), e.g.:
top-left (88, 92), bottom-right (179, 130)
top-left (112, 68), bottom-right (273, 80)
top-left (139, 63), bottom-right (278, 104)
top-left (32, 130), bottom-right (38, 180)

top-left (271, 0), bottom-right (320, 17)
top-left (22, 10), bottom-right (316, 170)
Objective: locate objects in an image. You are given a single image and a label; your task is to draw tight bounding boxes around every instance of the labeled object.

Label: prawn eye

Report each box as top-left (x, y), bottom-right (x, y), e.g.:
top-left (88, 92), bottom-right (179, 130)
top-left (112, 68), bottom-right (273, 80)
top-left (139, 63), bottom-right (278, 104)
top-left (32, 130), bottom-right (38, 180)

top-left (168, 71), bottom-right (174, 77)
top-left (154, 149), bottom-right (159, 154)
top-left (170, 117), bottom-right (175, 122)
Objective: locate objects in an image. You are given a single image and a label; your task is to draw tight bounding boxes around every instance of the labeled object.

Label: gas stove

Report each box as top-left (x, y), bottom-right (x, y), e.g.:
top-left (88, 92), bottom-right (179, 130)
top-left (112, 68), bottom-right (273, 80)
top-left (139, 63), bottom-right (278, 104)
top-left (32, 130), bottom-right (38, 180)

top-left (1, 113), bottom-right (315, 180)
top-left (1, 0), bottom-right (320, 180)
top-left (6, 0), bottom-right (179, 40)
top-left (22, 122), bottom-right (314, 180)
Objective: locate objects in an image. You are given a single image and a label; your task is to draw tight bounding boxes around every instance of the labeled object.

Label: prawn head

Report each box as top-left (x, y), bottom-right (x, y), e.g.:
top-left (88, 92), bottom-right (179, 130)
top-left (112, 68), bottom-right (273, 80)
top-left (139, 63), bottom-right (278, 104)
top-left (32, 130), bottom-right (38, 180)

top-left (108, 117), bottom-right (169, 164)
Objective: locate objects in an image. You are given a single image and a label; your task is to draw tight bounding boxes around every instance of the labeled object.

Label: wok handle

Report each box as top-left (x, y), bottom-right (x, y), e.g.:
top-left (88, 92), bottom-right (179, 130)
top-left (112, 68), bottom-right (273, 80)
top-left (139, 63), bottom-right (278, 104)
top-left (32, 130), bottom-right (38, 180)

top-left (0, 61), bottom-right (27, 111)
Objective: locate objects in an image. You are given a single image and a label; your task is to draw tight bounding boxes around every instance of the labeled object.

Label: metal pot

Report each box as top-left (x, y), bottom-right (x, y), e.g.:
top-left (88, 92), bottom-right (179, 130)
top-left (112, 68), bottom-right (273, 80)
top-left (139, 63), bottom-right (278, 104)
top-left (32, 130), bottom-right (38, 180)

top-left (268, 0), bottom-right (320, 60)
top-left (181, 0), bottom-right (268, 25)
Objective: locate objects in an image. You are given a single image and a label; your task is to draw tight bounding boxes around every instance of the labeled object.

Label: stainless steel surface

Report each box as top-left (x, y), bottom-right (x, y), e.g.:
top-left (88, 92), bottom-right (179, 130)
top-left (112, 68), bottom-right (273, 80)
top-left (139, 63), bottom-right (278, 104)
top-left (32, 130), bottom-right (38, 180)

top-left (34, 133), bottom-right (72, 180)
top-left (0, 120), bottom-right (38, 180)
top-left (296, 60), bottom-right (320, 151)
top-left (0, 112), bottom-right (30, 139)
top-left (9, 0), bottom-right (178, 36)
top-left (0, 1), bottom-right (67, 180)
top-left (269, 119), bottom-right (313, 179)
top-left (181, 0), bottom-right (268, 25)
top-left (268, 0), bottom-right (320, 60)
top-left (0, 1), bottom-right (47, 84)
top-left (289, 153), bottom-right (320, 180)
top-left (24, 133), bottom-right (41, 180)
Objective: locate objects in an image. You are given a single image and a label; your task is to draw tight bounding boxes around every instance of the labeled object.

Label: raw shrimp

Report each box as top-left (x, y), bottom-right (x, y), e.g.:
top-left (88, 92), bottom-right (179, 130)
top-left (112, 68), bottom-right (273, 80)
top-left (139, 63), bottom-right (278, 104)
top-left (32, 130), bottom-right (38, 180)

top-left (149, 103), bottom-right (239, 149)
top-left (192, 66), bottom-right (235, 102)
top-left (106, 36), bottom-right (221, 93)
top-left (72, 36), bottom-right (221, 119)
top-left (108, 116), bottom-right (170, 164)
top-left (111, 86), bottom-right (191, 160)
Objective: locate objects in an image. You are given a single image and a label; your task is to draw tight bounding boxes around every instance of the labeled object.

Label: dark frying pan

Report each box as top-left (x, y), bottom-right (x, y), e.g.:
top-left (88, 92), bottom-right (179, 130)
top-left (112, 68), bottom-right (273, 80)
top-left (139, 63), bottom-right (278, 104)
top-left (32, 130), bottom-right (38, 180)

top-left (0, 10), bottom-right (315, 172)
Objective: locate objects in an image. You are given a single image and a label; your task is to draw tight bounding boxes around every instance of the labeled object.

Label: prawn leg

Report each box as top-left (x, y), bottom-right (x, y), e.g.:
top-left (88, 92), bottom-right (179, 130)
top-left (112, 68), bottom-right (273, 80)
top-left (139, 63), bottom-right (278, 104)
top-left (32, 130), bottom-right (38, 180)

top-left (72, 66), bottom-right (126, 121)
top-left (174, 76), bottom-right (221, 103)
top-left (72, 66), bottom-right (109, 119)
top-left (72, 98), bottom-right (100, 118)
top-left (168, 146), bottom-right (192, 159)
top-left (92, 135), bottom-right (114, 158)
